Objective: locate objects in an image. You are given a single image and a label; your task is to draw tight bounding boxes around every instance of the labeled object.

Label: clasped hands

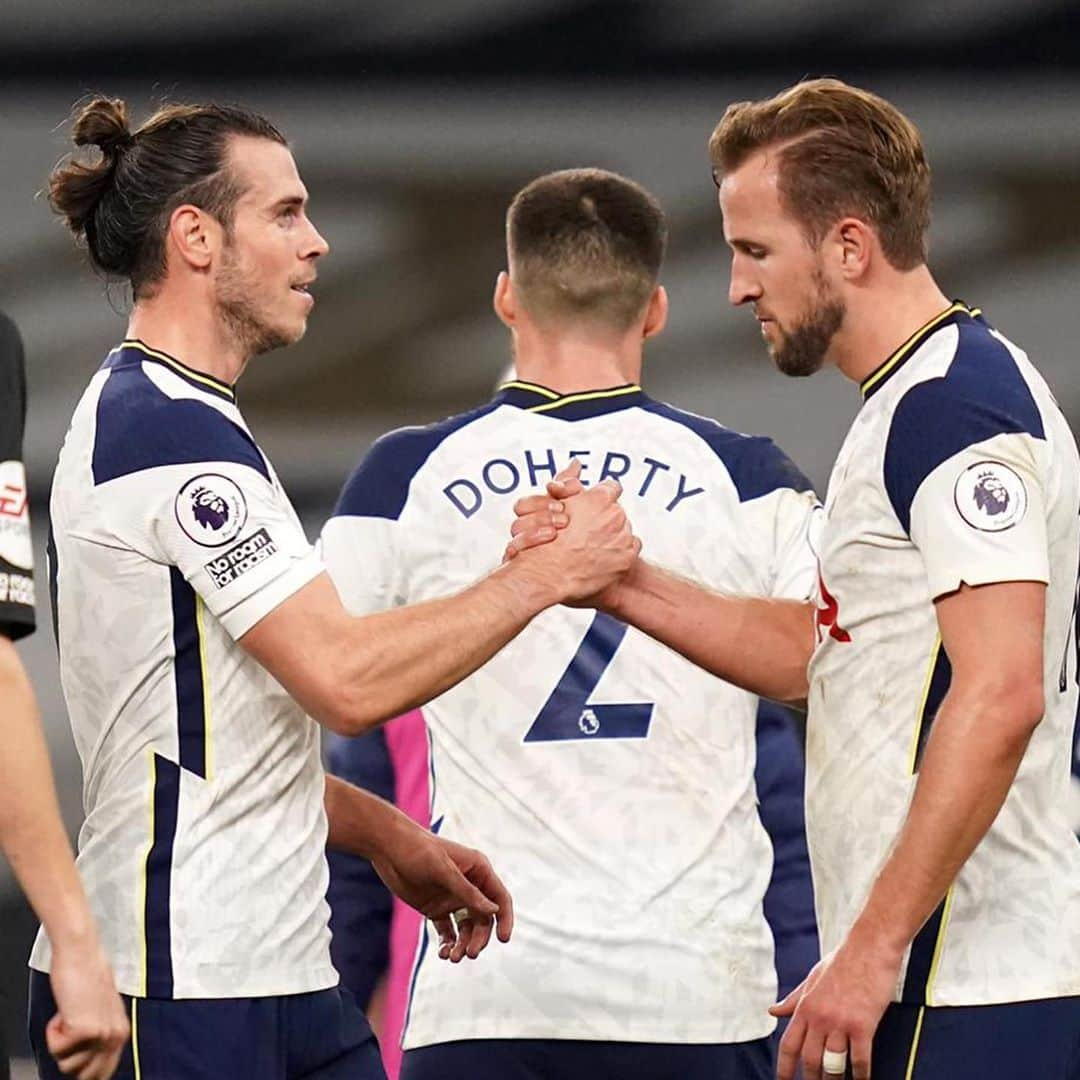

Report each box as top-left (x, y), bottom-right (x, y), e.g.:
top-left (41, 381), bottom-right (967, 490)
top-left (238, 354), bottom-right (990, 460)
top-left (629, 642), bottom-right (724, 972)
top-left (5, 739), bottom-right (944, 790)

top-left (503, 458), bottom-right (642, 605)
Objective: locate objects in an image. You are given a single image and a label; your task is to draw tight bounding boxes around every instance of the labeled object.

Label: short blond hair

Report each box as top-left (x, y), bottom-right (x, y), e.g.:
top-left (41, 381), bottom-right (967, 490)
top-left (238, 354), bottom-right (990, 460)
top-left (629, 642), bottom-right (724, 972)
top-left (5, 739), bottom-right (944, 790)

top-left (709, 78), bottom-right (931, 270)
top-left (507, 168), bottom-right (666, 330)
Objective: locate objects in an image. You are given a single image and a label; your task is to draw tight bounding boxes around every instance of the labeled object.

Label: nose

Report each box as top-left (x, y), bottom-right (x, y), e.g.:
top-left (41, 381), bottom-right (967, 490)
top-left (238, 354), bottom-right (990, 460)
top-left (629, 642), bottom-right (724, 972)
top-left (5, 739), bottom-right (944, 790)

top-left (305, 217), bottom-right (330, 260)
top-left (728, 254), bottom-right (761, 307)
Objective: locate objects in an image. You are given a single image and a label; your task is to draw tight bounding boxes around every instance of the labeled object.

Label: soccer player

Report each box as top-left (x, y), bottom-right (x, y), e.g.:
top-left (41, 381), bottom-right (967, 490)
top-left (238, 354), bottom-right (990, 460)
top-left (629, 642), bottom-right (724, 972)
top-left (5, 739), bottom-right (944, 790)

top-left (0, 313), bottom-right (127, 1080)
top-left (31, 100), bottom-right (636, 1080)
top-left (512, 81), bottom-right (1080, 1080)
top-left (320, 168), bottom-right (821, 1080)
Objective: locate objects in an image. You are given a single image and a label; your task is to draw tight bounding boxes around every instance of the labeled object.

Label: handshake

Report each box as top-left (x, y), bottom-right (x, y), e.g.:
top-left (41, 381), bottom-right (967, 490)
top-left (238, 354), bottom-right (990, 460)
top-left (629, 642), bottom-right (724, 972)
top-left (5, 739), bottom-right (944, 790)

top-left (501, 458), bottom-right (642, 609)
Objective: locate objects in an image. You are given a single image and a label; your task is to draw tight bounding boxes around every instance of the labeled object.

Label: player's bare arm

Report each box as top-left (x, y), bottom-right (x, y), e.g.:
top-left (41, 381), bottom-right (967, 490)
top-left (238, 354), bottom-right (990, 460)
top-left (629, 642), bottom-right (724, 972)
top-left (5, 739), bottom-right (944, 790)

top-left (773, 580), bottom-right (1045, 1080)
top-left (0, 637), bottom-right (128, 1080)
top-left (507, 465), bottom-right (815, 703)
top-left (242, 477), bottom-right (637, 735)
top-left (324, 774), bottom-right (513, 963)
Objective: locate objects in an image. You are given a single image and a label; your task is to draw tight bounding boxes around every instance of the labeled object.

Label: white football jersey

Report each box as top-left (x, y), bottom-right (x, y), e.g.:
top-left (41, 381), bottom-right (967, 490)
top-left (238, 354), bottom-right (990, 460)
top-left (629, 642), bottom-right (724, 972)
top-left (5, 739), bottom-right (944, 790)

top-left (30, 341), bottom-right (337, 1000)
top-left (321, 381), bottom-right (820, 1046)
top-left (807, 303), bottom-right (1080, 1007)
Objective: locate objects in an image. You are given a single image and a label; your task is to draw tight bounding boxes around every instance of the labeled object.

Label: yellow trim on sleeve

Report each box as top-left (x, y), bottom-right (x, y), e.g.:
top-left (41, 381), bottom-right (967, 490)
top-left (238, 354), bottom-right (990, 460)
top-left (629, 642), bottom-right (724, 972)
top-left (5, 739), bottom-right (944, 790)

top-left (123, 340), bottom-right (235, 400)
top-left (139, 750), bottom-right (156, 998)
top-left (904, 1004), bottom-right (925, 1080)
top-left (498, 380), bottom-right (560, 400)
top-left (195, 596), bottom-right (214, 782)
top-left (527, 384), bottom-right (642, 414)
top-left (908, 635), bottom-right (942, 773)
top-left (861, 303), bottom-right (968, 398)
top-left (131, 998), bottom-right (142, 1080)
top-left (925, 886), bottom-right (956, 1005)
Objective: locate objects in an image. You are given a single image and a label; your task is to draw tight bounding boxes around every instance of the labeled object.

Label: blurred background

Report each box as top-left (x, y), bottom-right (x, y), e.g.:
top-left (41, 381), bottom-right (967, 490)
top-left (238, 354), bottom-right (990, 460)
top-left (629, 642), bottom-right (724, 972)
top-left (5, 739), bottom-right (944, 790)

top-left (2, 0), bottom-right (1079, 1062)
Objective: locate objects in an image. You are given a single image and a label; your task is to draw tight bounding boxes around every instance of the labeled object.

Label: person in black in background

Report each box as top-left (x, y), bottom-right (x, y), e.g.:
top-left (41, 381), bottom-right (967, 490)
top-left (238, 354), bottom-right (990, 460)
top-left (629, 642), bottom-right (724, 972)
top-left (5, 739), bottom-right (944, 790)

top-left (0, 313), bottom-right (127, 1080)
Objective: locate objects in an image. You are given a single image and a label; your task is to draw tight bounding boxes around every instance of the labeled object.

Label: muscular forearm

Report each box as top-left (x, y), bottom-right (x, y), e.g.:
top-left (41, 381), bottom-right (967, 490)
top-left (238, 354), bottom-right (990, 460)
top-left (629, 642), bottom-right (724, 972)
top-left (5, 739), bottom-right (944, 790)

top-left (333, 560), bottom-right (558, 732)
top-left (850, 682), bottom-right (1040, 958)
top-left (602, 561), bottom-right (816, 702)
top-left (0, 639), bottom-right (98, 951)
top-left (324, 772), bottom-right (417, 861)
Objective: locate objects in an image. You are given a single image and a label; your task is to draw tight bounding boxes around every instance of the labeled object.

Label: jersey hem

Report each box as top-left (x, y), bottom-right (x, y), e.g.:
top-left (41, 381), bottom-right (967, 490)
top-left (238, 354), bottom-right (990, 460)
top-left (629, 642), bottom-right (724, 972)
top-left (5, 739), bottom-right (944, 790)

top-left (402, 1017), bottom-right (777, 1050)
top-left (29, 960), bottom-right (339, 1001)
top-left (925, 980), bottom-right (1080, 1008)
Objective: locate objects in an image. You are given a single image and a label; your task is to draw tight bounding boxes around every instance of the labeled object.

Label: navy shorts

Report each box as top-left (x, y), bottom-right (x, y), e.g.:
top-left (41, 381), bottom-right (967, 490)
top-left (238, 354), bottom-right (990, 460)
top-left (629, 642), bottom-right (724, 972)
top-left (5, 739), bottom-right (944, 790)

top-left (870, 996), bottom-right (1080, 1079)
top-left (401, 1035), bottom-right (774, 1080)
top-left (28, 970), bottom-right (385, 1080)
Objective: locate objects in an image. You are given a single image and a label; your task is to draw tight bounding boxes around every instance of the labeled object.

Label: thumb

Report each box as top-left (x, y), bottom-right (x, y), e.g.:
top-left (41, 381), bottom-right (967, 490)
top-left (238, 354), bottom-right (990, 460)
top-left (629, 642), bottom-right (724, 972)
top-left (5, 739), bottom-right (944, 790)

top-left (548, 458), bottom-right (585, 499)
top-left (558, 458), bottom-right (583, 481)
top-left (45, 1012), bottom-right (75, 1055)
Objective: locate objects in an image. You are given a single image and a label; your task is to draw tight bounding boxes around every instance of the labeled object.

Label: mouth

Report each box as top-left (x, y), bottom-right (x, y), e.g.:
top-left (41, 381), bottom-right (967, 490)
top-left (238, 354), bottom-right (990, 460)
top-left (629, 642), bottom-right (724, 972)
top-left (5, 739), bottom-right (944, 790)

top-left (290, 281), bottom-right (316, 308)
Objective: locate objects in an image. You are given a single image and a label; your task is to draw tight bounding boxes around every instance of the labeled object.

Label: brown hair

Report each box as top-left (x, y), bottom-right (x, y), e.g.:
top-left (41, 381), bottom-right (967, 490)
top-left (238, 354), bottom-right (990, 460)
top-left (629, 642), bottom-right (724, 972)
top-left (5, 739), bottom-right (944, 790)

top-left (709, 78), bottom-right (931, 270)
top-left (49, 97), bottom-right (286, 297)
top-left (507, 168), bottom-right (667, 330)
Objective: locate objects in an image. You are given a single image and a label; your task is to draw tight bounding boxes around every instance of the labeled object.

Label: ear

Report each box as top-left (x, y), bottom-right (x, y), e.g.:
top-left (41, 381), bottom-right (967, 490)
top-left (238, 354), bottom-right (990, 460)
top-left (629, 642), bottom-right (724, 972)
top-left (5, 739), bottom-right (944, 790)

top-left (642, 285), bottom-right (668, 340)
top-left (493, 270), bottom-right (516, 329)
top-left (834, 217), bottom-right (873, 281)
top-left (167, 204), bottom-right (219, 273)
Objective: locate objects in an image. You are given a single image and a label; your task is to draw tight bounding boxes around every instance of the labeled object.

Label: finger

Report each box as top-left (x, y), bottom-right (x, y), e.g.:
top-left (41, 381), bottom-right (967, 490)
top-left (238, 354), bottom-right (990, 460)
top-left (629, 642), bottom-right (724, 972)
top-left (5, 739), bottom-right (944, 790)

top-left (466, 912), bottom-right (495, 958)
top-left (851, 1029), bottom-right (872, 1080)
top-left (823, 1033), bottom-right (851, 1080)
top-left (556, 458), bottom-right (582, 481)
top-left (504, 527), bottom-right (556, 558)
top-left (547, 477), bottom-right (585, 499)
top-left (449, 917), bottom-right (474, 963)
top-left (510, 511), bottom-right (567, 537)
top-left (800, 1024), bottom-right (828, 1080)
top-left (513, 495), bottom-right (562, 517)
top-left (769, 979), bottom-right (806, 1018)
top-left (595, 478), bottom-right (623, 502)
top-left (442, 864), bottom-right (499, 917)
top-left (432, 916), bottom-right (456, 960)
top-left (472, 861), bottom-right (514, 944)
top-left (776, 1013), bottom-right (807, 1080)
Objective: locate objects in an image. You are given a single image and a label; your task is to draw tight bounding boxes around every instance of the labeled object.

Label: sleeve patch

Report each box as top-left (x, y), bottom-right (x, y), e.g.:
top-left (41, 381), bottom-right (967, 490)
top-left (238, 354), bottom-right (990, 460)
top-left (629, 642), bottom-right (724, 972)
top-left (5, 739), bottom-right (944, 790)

top-left (953, 461), bottom-right (1028, 532)
top-left (175, 474), bottom-right (249, 546)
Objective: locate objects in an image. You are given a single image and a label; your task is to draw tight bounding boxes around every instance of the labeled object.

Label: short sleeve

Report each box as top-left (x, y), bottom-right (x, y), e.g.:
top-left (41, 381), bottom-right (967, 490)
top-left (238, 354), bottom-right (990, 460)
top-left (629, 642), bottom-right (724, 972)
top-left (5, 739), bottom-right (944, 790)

top-left (884, 362), bottom-right (1049, 599)
top-left (94, 400), bottom-right (323, 639)
top-left (0, 314), bottom-right (35, 641)
top-left (771, 494), bottom-right (822, 602)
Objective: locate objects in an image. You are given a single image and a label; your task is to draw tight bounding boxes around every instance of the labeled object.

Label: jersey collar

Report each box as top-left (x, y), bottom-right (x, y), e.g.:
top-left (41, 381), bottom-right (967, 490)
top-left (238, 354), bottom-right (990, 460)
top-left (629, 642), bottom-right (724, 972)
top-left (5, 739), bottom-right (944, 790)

top-left (107, 340), bottom-right (236, 402)
top-left (495, 379), bottom-right (646, 419)
top-left (860, 302), bottom-right (981, 401)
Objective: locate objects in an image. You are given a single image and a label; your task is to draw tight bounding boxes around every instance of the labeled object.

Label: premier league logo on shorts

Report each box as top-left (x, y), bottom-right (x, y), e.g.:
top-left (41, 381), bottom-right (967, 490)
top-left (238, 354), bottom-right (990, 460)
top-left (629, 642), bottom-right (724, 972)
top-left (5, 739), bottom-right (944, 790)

top-left (175, 474), bottom-right (248, 546)
top-left (954, 460), bottom-right (1027, 532)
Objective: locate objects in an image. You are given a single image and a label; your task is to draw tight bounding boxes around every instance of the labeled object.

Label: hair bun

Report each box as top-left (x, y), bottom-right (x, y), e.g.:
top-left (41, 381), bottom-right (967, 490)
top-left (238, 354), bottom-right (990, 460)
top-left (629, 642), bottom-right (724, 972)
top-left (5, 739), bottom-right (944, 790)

top-left (72, 97), bottom-right (133, 157)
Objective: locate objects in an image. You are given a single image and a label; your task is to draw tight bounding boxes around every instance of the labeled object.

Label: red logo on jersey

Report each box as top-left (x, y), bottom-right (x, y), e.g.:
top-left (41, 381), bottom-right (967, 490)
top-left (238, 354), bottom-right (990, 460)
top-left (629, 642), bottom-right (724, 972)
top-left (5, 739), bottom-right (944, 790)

top-left (0, 482), bottom-right (27, 518)
top-left (816, 572), bottom-right (851, 643)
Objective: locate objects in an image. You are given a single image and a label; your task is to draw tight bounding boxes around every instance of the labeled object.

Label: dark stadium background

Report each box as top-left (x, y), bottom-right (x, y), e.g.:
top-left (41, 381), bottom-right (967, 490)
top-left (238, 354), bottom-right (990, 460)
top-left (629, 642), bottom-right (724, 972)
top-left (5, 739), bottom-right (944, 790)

top-left (2, 0), bottom-right (1079, 1066)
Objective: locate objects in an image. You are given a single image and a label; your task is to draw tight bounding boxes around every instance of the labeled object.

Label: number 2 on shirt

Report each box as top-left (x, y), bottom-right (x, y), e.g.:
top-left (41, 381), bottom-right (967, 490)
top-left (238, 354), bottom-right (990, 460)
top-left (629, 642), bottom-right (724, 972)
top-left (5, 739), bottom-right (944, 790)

top-left (524, 612), bottom-right (654, 742)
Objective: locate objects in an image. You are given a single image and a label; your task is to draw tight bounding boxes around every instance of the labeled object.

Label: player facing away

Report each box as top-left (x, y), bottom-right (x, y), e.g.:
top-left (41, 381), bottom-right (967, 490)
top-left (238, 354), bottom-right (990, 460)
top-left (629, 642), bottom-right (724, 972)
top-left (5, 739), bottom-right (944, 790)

top-left (0, 313), bottom-right (127, 1080)
top-left (512, 81), bottom-right (1080, 1080)
top-left (320, 169), bottom-right (822, 1080)
top-left (30, 99), bottom-right (637, 1080)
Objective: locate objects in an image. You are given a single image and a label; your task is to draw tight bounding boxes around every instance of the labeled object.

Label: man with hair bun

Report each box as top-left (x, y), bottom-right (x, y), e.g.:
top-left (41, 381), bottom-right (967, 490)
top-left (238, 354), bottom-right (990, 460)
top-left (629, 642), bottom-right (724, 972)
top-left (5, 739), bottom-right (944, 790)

top-left (0, 311), bottom-right (127, 1080)
top-left (34, 98), bottom-right (638, 1079)
top-left (322, 167), bottom-right (821, 1080)
top-left (512, 80), bottom-right (1080, 1079)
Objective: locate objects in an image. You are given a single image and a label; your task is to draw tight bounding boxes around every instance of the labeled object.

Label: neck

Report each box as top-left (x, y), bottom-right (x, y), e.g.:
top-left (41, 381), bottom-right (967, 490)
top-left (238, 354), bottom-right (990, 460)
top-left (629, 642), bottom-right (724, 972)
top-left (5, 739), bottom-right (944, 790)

top-left (126, 289), bottom-right (249, 386)
top-left (510, 330), bottom-right (643, 395)
top-left (828, 265), bottom-right (951, 385)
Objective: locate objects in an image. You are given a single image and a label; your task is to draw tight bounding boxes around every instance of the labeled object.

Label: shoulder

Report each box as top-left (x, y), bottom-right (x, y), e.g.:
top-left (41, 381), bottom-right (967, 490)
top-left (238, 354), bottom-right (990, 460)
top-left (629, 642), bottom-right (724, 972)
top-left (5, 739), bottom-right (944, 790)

top-left (332, 400), bottom-right (503, 521)
top-left (638, 398), bottom-right (814, 501)
top-left (92, 360), bottom-right (268, 486)
top-left (884, 317), bottom-right (1044, 528)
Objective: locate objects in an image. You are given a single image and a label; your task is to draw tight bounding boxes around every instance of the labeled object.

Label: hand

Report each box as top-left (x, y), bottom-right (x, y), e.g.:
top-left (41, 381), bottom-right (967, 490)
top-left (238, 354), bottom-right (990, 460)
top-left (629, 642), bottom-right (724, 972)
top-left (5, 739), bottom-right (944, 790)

top-left (46, 935), bottom-right (128, 1079)
top-left (371, 825), bottom-right (514, 963)
top-left (772, 931), bottom-right (901, 1080)
top-left (505, 461), bottom-right (641, 605)
top-left (504, 460), bottom-right (585, 563)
